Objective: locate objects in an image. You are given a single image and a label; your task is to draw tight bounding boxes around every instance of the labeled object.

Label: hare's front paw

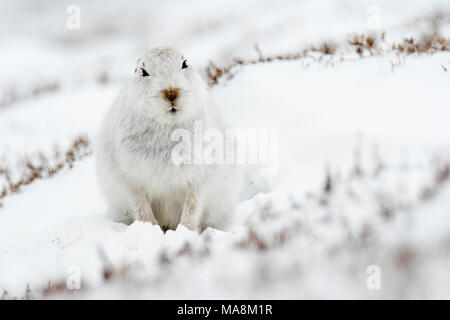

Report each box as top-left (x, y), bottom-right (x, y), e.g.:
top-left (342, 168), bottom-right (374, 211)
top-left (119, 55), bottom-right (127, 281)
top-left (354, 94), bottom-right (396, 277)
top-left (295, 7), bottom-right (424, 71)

top-left (138, 210), bottom-right (158, 225)
top-left (136, 191), bottom-right (159, 225)
top-left (180, 219), bottom-right (196, 231)
top-left (180, 184), bottom-right (199, 231)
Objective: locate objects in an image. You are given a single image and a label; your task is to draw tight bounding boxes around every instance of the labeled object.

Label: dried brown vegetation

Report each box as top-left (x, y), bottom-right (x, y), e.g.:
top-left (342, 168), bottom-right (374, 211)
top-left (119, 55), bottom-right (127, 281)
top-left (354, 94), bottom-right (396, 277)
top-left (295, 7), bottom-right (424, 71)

top-left (0, 135), bottom-right (91, 204)
top-left (421, 160), bottom-right (450, 200)
top-left (348, 33), bottom-right (384, 56)
top-left (0, 285), bottom-right (32, 300)
top-left (0, 82), bottom-right (60, 109)
top-left (206, 32), bottom-right (450, 86)
top-left (237, 229), bottom-right (269, 251)
top-left (315, 42), bottom-right (336, 55)
top-left (394, 34), bottom-right (450, 54)
top-left (42, 281), bottom-right (73, 297)
top-left (206, 52), bottom-right (304, 86)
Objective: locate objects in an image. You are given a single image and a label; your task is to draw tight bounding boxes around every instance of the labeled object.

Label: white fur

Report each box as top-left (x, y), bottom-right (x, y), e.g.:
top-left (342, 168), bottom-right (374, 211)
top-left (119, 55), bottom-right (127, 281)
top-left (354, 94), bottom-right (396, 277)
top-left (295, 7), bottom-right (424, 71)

top-left (96, 45), bottom-right (242, 231)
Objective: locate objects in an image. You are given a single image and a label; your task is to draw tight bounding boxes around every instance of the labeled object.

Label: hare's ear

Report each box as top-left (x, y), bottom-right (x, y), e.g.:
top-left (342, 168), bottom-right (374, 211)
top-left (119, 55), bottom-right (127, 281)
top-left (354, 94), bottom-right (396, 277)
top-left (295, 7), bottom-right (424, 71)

top-left (134, 58), bottom-right (143, 73)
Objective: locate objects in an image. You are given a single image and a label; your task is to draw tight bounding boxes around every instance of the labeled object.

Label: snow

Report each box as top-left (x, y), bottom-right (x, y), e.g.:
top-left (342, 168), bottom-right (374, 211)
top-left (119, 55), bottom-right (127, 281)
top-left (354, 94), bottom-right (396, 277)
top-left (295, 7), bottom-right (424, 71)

top-left (1, 0), bottom-right (450, 299)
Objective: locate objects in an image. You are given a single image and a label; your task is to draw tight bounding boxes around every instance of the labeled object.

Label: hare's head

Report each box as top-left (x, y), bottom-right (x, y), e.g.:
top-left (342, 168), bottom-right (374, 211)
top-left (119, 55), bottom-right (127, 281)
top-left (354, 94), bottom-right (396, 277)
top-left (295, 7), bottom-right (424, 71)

top-left (132, 45), bottom-right (208, 123)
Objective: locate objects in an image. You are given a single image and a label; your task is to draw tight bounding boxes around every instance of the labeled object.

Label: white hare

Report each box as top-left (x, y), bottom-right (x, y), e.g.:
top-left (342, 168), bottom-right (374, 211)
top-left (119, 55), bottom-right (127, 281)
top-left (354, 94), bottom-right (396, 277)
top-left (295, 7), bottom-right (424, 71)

top-left (96, 45), bottom-right (242, 231)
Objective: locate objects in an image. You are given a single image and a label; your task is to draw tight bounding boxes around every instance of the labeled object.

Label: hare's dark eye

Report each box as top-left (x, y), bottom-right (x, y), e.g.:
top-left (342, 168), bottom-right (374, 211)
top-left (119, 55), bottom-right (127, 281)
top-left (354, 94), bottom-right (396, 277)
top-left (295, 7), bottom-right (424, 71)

top-left (182, 60), bottom-right (188, 69)
top-left (140, 68), bottom-right (149, 77)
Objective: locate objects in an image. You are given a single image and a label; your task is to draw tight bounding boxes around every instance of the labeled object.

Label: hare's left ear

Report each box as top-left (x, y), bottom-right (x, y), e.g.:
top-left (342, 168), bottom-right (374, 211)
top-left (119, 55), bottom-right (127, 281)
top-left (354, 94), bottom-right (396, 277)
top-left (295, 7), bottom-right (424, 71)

top-left (134, 58), bottom-right (143, 73)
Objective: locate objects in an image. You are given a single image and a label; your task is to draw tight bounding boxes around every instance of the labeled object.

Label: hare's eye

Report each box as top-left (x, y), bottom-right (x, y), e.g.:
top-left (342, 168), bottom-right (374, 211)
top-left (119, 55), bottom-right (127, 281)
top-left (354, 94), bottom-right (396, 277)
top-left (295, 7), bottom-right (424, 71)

top-left (140, 68), bottom-right (149, 77)
top-left (182, 60), bottom-right (188, 69)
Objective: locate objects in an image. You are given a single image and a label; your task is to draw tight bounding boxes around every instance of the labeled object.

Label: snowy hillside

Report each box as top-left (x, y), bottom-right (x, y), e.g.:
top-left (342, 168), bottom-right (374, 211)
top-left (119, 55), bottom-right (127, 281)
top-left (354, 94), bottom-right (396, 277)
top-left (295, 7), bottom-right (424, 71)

top-left (1, 0), bottom-right (450, 299)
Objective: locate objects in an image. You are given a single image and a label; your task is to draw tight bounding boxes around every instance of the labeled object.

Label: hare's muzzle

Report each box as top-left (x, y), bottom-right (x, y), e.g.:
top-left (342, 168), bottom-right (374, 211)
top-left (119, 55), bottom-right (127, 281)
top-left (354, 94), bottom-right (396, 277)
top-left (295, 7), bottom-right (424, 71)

top-left (162, 87), bottom-right (180, 104)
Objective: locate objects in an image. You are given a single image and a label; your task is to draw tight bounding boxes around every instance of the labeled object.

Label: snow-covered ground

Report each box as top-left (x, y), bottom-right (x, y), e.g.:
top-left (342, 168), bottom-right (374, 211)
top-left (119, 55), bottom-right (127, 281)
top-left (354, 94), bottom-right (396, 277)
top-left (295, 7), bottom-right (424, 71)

top-left (1, 0), bottom-right (450, 299)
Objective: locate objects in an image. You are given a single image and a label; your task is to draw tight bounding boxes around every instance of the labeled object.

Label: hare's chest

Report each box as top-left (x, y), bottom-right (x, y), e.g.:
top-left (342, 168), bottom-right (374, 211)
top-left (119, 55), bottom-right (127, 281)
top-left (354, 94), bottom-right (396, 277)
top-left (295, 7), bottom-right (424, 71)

top-left (119, 122), bottom-right (205, 189)
top-left (125, 147), bottom-right (202, 190)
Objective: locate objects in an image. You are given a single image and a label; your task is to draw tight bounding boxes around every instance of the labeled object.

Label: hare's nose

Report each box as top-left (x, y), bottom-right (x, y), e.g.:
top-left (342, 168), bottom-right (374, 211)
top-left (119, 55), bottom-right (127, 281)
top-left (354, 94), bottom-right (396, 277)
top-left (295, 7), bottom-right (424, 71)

top-left (162, 87), bottom-right (180, 103)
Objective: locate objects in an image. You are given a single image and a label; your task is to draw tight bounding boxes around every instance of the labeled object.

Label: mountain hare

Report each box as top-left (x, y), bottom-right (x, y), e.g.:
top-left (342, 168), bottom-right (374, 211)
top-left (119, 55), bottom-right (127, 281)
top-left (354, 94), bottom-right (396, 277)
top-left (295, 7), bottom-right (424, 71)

top-left (96, 45), bottom-right (242, 232)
